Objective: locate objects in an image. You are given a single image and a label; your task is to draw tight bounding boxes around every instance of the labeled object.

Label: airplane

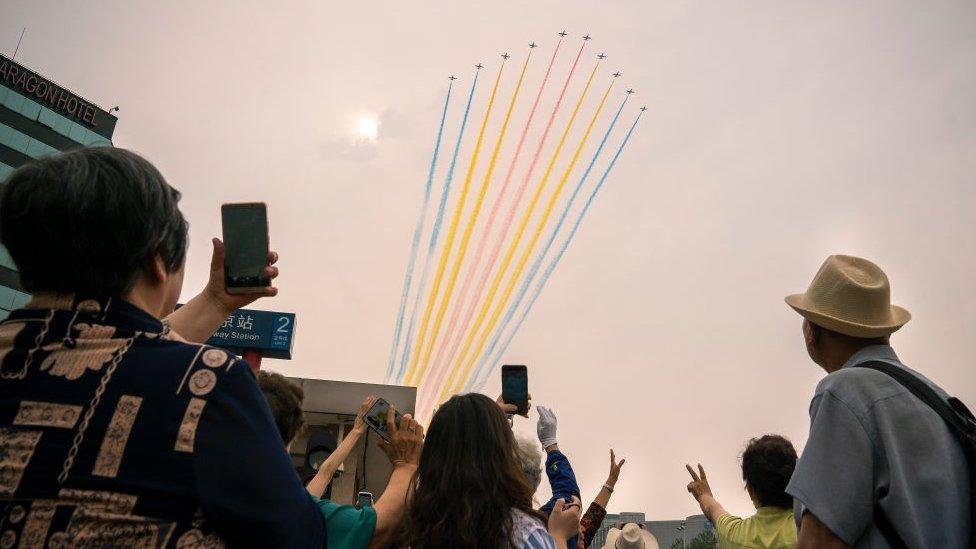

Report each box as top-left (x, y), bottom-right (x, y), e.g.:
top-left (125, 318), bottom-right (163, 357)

top-left (640, 106), bottom-right (648, 111)
top-left (476, 63), bottom-right (484, 69)
top-left (597, 53), bottom-right (606, 59)
top-left (502, 53), bottom-right (510, 59)
top-left (613, 72), bottom-right (621, 77)
top-left (529, 42), bottom-right (537, 48)
top-left (449, 75), bottom-right (457, 81)
top-left (627, 89), bottom-right (635, 94)
top-left (583, 34), bottom-right (592, 41)
top-left (558, 30), bottom-right (568, 37)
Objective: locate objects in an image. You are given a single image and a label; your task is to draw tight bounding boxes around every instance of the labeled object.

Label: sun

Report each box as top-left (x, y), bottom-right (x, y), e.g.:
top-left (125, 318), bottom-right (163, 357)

top-left (355, 116), bottom-right (379, 141)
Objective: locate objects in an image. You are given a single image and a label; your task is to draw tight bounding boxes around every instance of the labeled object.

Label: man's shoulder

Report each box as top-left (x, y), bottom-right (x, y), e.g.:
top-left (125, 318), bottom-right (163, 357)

top-left (131, 335), bottom-right (253, 398)
top-left (813, 362), bottom-right (907, 412)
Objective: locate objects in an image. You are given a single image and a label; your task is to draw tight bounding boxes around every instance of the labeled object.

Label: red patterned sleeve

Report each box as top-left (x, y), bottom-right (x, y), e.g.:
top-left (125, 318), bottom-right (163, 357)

top-left (580, 501), bottom-right (607, 547)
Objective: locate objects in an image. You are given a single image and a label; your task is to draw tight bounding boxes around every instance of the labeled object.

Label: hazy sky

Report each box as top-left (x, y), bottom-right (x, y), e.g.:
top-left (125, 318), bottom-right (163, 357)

top-left (5, 0), bottom-right (974, 521)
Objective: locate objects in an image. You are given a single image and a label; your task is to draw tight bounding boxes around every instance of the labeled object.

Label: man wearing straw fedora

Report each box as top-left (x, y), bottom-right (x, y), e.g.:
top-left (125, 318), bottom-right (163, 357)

top-left (785, 255), bottom-right (972, 548)
top-left (599, 523), bottom-right (658, 549)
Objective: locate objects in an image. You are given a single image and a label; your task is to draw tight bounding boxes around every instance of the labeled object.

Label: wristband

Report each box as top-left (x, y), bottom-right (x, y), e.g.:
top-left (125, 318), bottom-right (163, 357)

top-left (603, 483), bottom-right (614, 493)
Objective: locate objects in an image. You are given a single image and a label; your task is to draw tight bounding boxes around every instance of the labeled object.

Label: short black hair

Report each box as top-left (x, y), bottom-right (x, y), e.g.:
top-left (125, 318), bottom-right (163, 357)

top-left (0, 147), bottom-right (188, 296)
top-left (256, 370), bottom-right (305, 445)
top-left (741, 434), bottom-right (797, 509)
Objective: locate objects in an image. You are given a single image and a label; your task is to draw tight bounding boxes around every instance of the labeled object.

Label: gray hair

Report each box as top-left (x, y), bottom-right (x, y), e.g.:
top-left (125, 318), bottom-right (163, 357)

top-left (514, 434), bottom-right (543, 491)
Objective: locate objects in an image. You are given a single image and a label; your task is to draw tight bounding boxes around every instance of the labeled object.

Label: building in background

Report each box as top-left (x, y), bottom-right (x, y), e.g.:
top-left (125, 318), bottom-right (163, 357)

top-left (592, 512), bottom-right (714, 549)
top-left (0, 53), bottom-right (118, 319)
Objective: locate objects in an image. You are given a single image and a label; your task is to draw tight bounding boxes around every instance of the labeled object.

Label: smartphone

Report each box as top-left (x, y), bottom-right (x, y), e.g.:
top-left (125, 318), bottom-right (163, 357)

top-left (221, 202), bottom-right (270, 294)
top-left (357, 491), bottom-right (374, 508)
top-left (363, 397), bottom-right (403, 443)
top-left (501, 365), bottom-right (529, 416)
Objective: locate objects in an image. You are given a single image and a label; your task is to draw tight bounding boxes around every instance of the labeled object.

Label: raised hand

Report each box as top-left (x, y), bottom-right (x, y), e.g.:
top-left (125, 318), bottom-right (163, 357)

top-left (685, 463), bottom-right (713, 502)
top-left (378, 406), bottom-right (424, 469)
top-left (607, 449), bottom-right (626, 486)
top-left (352, 396), bottom-right (377, 435)
top-left (537, 406), bottom-right (558, 449)
top-left (206, 237), bottom-right (279, 313)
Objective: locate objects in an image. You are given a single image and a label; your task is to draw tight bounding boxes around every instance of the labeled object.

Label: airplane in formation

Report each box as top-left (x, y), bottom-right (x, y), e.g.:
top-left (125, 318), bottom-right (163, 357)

top-left (529, 42), bottom-right (537, 48)
top-left (583, 34), bottom-right (592, 41)
top-left (641, 106), bottom-right (648, 111)
top-left (449, 75), bottom-right (457, 81)
top-left (502, 53), bottom-right (510, 59)
top-left (559, 30), bottom-right (568, 37)
top-left (476, 63), bottom-right (484, 69)
top-left (598, 53), bottom-right (606, 59)
top-left (613, 72), bottom-right (622, 77)
top-left (627, 89), bottom-right (635, 94)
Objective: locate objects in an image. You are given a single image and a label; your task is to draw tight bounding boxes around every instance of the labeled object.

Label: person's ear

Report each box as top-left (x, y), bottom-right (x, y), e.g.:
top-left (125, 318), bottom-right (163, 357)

top-left (147, 254), bottom-right (168, 285)
top-left (803, 320), bottom-right (819, 346)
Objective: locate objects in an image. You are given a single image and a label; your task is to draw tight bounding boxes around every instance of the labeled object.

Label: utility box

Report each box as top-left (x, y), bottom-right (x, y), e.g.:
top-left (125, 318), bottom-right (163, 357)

top-left (286, 378), bottom-right (416, 505)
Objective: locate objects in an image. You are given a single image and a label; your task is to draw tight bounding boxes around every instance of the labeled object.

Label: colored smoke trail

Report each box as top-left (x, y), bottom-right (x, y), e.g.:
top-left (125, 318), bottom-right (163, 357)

top-left (384, 79), bottom-right (454, 383)
top-left (393, 69), bottom-right (480, 383)
top-left (465, 93), bottom-right (630, 390)
top-left (473, 108), bottom-right (646, 390)
top-left (412, 52), bottom-right (532, 387)
top-left (403, 62), bottom-right (506, 386)
top-left (444, 76), bottom-right (615, 398)
top-left (418, 39), bottom-right (565, 412)
top-left (439, 63), bottom-right (607, 402)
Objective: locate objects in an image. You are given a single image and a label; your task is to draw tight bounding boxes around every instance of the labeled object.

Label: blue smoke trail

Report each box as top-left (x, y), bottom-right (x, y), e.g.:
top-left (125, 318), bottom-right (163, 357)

top-left (470, 107), bottom-right (645, 390)
top-left (394, 70), bottom-right (481, 383)
top-left (385, 80), bottom-right (454, 383)
top-left (464, 94), bottom-right (629, 390)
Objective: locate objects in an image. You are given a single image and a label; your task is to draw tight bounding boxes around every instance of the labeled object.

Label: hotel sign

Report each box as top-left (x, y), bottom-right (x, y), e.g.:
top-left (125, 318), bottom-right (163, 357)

top-left (0, 54), bottom-right (117, 139)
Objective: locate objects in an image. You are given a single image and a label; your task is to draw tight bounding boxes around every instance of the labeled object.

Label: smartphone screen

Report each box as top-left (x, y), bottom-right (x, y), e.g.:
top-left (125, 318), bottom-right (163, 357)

top-left (501, 365), bottom-right (528, 415)
top-left (363, 398), bottom-right (403, 443)
top-left (357, 491), bottom-right (374, 508)
top-left (221, 203), bottom-right (270, 293)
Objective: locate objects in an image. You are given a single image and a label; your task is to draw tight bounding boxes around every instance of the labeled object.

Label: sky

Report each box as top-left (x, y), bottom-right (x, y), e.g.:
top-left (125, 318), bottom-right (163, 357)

top-left (4, 0), bottom-right (975, 521)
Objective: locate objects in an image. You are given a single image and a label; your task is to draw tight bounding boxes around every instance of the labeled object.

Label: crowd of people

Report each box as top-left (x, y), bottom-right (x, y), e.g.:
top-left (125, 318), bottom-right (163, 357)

top-left (0, 146), bottom-right (971, 548)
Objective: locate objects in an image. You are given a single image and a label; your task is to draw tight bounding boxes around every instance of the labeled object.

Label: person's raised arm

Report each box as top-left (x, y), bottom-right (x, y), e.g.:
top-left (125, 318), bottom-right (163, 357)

top-left (796, 511), bottom-right (849, 549)
top-left (166, 238), bottom-right (279, 343)
top-left (370, 405), bottom-right (423, 549)
top-left (686, 464), bottom-right (728, 525)
top-left (537, 407), bottom-right (580, 517)
top-left (579, 449), bottom-right (625, 546)
top-left (306, 396), bottom-right (376, 498)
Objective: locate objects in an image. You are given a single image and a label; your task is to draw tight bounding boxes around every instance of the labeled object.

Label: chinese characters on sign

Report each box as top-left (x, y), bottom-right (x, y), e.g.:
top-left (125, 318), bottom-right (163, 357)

top-left (207, 308), bottom-right (296, 360)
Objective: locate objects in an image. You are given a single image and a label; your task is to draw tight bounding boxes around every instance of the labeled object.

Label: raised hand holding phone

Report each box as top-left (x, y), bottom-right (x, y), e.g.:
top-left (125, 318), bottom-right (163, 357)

top-left (501, 364), bottom-right (529, 417)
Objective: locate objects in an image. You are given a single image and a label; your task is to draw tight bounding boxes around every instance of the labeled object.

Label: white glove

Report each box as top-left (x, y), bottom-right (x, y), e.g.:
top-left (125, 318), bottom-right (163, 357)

top-left (537, 406), bottom-right (558, 448)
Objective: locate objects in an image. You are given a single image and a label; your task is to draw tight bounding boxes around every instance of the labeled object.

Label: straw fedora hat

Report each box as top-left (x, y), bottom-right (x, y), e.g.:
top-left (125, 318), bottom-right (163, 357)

top-left (786, 255), bottom-right (911, 338)
top-left (601, 523), bottom-right (659, 549)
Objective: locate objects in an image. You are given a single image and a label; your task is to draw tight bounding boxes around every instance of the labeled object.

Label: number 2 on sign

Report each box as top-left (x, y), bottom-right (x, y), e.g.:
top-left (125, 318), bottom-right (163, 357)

top-left (276, 317), bottom-right (291, 334)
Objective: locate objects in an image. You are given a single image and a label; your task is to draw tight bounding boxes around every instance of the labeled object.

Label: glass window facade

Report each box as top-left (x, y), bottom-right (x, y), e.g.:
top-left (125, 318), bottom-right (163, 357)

top-left (0, 58), bottom-right (116, 310)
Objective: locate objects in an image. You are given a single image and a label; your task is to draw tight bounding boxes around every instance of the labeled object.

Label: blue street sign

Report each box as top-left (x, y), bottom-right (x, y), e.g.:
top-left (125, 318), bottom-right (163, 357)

top-left (206, 308), bottom-right (296, 360)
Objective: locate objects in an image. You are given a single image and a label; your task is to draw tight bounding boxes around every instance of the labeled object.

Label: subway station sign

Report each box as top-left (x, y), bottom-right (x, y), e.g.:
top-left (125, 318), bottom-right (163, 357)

top-left (207, 308), bottom-right (296, 360)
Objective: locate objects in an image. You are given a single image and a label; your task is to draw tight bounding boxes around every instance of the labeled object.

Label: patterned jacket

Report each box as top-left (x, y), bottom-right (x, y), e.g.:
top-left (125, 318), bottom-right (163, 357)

top-left (0, 295), bottom-right (326, 547)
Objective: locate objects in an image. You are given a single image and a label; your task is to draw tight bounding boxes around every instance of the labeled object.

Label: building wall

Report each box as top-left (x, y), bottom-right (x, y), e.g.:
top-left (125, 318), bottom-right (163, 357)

top-left (0, 55), bottom-right (117, 306)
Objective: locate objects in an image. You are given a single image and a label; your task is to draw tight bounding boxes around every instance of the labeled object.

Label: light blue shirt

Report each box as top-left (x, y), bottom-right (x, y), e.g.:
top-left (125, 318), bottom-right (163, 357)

top-left (787, 345), bottom-right (971, 547)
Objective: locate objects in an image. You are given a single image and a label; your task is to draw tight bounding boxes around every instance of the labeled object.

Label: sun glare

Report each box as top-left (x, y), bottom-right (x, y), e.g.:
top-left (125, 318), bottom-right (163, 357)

top-left (356, 116), bottom-right (379, 141)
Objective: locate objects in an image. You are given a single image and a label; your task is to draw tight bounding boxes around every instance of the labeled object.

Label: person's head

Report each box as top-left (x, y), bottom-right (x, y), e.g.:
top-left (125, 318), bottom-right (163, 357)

top-left (0, 147), bottom-right (188, 317)
top-left (741, 434), bottom-right (797, 509)
top-left (404, 393), bottom-right (544, 548)
top-left (786, 255), bottom-right (909, 372)
top-left (256, 370), bottom-right (305, 447)
top-left (514, 434), bottom-right (543, 492)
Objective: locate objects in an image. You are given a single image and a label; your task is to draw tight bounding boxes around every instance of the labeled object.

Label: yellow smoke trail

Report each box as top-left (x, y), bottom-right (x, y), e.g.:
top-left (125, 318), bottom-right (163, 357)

top-left (412, 52), bottom-right (534, 385)
top-left (438, 63), bottom-right (603, 399)
top-left (444, 75), bottom-right (615, 398)
top-left (402, 63), bottom-right (506, 386)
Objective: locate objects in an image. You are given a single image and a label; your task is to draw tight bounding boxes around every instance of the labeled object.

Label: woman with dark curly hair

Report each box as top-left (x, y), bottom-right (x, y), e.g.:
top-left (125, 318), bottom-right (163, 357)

top-left (403, 393), bottom-right (581, 549)
top-left (685, 435), bottom-right (798, 548)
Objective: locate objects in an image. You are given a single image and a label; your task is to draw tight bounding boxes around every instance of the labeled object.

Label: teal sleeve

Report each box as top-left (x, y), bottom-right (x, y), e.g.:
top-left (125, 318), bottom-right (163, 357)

top-left (315, 498), bottom-right (377, 549)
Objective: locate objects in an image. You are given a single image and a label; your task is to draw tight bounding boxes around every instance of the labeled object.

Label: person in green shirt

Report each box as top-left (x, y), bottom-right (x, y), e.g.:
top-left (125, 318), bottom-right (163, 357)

top-left (685, 435), bottom-right (798, 549)
top-left (257, 371), bottom-right (423, 549)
